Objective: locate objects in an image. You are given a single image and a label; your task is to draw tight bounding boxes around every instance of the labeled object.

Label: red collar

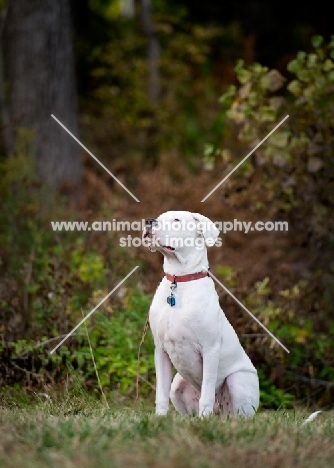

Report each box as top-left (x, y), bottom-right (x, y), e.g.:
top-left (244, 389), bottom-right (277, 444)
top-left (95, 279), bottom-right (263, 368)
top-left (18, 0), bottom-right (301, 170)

top-left (165, 271), bottom-right (209, 283)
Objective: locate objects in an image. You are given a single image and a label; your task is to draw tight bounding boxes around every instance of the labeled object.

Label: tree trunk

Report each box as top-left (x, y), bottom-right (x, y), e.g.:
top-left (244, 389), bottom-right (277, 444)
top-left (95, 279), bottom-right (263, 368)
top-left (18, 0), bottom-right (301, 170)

top-left (141, 0), bottom-right (160, 103)
top-left (0, 7), bottom-right (12, 156)
top-left (2, 0), bottom-right (82, 190)
top-left (140, 0), bottom-right (160, 166)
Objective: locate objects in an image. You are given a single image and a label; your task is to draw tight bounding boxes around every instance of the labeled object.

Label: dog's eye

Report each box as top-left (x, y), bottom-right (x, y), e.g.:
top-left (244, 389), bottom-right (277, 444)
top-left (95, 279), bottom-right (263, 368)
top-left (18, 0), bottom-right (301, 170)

top-left (174, 219), bottom-right (180, 222)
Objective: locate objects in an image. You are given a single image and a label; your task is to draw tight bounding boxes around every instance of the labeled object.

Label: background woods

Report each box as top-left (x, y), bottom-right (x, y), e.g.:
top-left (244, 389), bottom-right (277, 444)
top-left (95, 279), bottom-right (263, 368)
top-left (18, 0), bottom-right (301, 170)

top-left (2, 0), bottom-right (81, 189)
top-left (0, 0), bottom-right (333, 410)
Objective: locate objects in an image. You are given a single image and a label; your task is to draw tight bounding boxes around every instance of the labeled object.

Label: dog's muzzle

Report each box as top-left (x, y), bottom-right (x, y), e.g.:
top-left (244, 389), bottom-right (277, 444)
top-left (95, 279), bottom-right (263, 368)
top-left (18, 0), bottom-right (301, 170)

top-left (143, 218), bottom-right (158, 251)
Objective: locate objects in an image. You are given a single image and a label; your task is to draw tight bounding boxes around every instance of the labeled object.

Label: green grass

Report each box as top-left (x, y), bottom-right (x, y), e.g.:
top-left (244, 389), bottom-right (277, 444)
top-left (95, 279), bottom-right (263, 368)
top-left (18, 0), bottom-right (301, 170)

top-left (0, 396), bottom-right (333, 468)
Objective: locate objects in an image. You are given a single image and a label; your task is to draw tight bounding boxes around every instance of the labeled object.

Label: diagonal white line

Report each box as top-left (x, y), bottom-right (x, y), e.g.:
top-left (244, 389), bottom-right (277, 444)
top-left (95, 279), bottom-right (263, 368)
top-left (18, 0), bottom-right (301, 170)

top-left (49, 266), bottom-right (140, 354)
top-left (201, 115), bottom-right (289, 202)
top-left (81, 308), bottom-right (109, 408)
top-left (51, 114), bottom-right (140, 202)
top-left (202, 267), bottom-right (290, 353)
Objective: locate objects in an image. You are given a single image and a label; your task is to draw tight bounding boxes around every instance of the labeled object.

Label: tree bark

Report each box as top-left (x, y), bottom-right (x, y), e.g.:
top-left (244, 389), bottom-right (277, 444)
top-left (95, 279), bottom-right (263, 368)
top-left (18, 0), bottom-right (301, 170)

top-left (141, 0), bottom-right (160, 103)
top-left (0, 7), bottom-right (13, 156)
top-left (140, 0), bottom-right (160, 165)
top-left (2, 0), bottom-right (82, 190)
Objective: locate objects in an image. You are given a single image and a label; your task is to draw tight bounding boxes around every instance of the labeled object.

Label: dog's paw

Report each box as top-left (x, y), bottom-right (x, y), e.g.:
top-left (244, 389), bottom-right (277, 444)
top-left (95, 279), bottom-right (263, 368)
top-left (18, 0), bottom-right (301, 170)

top-left (199, 407), bottom-right (214, 418)
top-left (155, 404), bottom-right (169, 416)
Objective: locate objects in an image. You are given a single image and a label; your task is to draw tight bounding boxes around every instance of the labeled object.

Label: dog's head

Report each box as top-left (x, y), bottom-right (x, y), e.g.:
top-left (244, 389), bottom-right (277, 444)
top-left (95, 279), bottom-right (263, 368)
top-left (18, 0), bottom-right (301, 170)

top-left (143, 211), bottom-right (219, 268)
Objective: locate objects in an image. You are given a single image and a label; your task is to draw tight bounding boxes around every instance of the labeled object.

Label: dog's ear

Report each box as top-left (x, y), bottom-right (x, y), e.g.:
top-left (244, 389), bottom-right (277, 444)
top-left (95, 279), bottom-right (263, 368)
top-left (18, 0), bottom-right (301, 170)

top-left (191, 213), bottom-right (220, 246)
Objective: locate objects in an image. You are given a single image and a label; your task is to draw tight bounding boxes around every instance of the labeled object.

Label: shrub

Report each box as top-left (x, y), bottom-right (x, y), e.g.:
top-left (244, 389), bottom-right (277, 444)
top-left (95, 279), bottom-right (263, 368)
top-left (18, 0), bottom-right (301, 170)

top-left (217, 35), bottom-right (334, 252)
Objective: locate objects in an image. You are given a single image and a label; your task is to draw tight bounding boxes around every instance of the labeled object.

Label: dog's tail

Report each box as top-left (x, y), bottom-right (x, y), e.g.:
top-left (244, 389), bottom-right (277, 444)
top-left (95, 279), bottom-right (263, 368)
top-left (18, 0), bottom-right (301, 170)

top-left (301, 410), bottom-right (322, 425)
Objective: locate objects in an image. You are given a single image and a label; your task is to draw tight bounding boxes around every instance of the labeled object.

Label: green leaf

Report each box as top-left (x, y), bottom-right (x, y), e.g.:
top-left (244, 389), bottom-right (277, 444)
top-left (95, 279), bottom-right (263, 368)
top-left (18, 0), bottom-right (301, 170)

top-left (215, 265), bottom-right (234, 277)
top-left (250, 62), bottom-right (268, 74)
top-left (307, 54), bottom-right (318, 68)
top-left (238, 69), bottom-right (252, 84)
top-left (304, 85), bottom-right (316, 101)
top-left (248, 91), bottom-right (259, 106)
top-left (28, 283), bottom-right (40, 293)
top-left (218, 85), bottom-right (236, 105)
top-left (296, 69), bottom-right (310, 82)
top-left (204, 143), bottom-right (214, 157)
top-left (270, 131), bottom-right (290, 148)
top-left (323, 59), bottom-right (334, 71)
top-left (234, 59), bottom-right (245, 74)
top-left (287, 79), bottom-right (301, 95)
top-left (226, 107), bottom-right (245, 124)
top-left (287, 59), bottom-right (299, 74)
top-left (311, 35), bottom-right (324, 48)
top-left (260, 75), bottom-right (271, 90)
top-left (296, 51), bottom-right (307, 61)
top-left (258, 106), bottom-right (276, 122)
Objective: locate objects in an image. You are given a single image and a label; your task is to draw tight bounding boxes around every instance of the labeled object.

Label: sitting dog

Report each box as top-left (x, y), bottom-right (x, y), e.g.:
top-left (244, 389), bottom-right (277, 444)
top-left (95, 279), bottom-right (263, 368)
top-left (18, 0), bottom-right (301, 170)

top-left (143, 210), bottom-right (259, 417)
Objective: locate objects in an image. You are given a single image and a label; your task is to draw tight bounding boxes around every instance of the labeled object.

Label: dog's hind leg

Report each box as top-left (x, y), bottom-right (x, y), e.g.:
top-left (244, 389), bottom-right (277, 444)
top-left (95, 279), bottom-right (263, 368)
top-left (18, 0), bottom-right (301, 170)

top-left (219, 371), bottom-right (259, 417)
top-left (170, 373), bottom-right (200, 415)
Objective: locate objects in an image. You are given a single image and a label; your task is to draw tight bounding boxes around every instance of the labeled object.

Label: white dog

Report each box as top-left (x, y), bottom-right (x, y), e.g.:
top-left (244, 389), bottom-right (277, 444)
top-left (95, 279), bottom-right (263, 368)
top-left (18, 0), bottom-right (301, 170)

top-left (144, 210), bottom-right (259, 417)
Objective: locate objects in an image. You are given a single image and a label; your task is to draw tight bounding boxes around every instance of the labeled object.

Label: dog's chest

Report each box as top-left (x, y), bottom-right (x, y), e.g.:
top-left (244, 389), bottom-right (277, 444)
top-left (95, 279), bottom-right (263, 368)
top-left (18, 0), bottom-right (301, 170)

top-left (156, 305), bottom-right (203, 379)
top-left (151, 279), bottom-right (216, 351)
top-left (157, 307), bottom-right (195, 345)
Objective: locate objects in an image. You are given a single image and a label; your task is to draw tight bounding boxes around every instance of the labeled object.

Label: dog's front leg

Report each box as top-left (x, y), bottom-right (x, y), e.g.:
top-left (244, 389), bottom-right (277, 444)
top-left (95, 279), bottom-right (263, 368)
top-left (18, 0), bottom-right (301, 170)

top-left (155, 346), bottom-right (172, 415)
top-left (199, 345), bottom-right (220, 416)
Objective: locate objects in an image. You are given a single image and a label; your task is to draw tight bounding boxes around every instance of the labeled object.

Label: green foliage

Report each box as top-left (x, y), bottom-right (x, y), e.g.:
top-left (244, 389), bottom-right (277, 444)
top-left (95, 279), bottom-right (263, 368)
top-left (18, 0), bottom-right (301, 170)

top-left (83, 4), bottom-right (241, 163)
top-left (239, 274), bottom-right (334, 408)
top-left (0, 129), bottom-right (36, 190)
top-left (258, 369), bottom-right (294, 409)
top-left (214, 264), bottom-right (236, 287)
top-left (88, 0), bottom-right (121, 20)
top-left (0, 152), bottom-right (134, 341)
top-left (217, 36), bottom-right (334, 244)
top-left (0, 154), bottom-right (153, 394)
top-left (74, 289), bottom-right (154, 392)
top-left (70, 240), bottom-right (107, 284)
top-left (2, 288), bottom-right (154, 396)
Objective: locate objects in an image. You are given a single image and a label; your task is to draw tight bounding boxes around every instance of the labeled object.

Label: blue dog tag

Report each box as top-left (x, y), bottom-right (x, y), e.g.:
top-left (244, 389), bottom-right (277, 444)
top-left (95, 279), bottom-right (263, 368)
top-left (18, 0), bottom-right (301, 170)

top-left (167, 295), bottom-right (176, 306)
top-left (167, 280), bottom-right (177, 306)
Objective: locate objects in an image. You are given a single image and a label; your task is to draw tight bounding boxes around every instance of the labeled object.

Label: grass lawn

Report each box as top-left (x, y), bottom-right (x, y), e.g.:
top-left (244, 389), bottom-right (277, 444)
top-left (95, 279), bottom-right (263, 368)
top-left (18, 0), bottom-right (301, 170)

top-left (0, 395), bottom-right (333, 468)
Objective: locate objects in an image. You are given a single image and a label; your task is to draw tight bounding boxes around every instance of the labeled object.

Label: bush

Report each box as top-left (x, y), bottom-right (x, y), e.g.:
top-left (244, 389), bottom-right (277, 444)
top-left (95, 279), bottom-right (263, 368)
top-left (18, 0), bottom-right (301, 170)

top-left (71, 289), bottom-right (154, 393)
top-left (217, 35), bottom-right (334, 251)
top-left (0, 151), bottom-right (152, 396)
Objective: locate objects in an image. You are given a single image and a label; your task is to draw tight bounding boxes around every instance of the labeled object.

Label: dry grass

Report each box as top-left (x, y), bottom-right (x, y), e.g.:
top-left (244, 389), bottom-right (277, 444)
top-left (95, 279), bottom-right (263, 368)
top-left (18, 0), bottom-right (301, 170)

top-left (0, 397), bottom-right (333, 468)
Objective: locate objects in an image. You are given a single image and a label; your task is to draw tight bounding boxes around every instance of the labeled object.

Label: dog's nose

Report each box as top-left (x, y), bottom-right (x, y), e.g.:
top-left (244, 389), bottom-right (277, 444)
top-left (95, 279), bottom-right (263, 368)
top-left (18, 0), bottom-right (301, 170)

top-left (145, 218), bottom-right (158, 227)
top-left (144, 218), bottom-right (158, 239)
